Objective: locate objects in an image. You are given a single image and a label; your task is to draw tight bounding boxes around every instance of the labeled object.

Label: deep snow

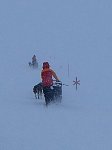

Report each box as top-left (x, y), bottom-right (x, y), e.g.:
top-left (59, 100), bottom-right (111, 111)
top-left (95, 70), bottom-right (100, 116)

top-left (0, 0), bottom-right (112, 150)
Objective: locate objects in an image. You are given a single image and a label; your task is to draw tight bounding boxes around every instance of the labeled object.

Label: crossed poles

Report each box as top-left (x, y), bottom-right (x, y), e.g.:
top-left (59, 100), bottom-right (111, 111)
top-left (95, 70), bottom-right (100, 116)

top-left (73, 77), bottom-right (80, 90)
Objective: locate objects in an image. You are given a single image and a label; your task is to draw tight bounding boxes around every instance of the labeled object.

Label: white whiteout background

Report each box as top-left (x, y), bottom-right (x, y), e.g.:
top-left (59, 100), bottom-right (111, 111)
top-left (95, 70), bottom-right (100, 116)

top-left (0, 0), bottom-right (112, 150)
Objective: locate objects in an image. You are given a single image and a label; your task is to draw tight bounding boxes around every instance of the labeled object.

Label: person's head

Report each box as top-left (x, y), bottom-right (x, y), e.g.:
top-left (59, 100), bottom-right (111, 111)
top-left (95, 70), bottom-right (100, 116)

top-left (43, 62), bottom-right (50, 69)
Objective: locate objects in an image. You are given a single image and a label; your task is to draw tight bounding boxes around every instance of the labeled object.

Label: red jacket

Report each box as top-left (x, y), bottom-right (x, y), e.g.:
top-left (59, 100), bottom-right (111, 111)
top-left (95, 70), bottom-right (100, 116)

top-left (41, 68), bottom-right (59, 87)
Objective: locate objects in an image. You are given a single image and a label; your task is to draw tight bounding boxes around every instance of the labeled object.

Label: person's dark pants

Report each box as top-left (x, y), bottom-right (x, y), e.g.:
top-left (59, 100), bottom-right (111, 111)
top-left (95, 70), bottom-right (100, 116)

top-left (43, 86), bottom-right (54, 105)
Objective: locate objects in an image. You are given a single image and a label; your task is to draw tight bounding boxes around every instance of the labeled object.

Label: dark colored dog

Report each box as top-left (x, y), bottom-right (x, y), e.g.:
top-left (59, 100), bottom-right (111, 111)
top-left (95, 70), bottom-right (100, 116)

top-left (33, 82), bottom-right (43, 99)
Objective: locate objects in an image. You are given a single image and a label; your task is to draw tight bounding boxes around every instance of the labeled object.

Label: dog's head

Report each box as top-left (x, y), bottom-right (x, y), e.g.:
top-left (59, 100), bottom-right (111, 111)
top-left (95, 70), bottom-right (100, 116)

top-left (33, 85), bottom-right (37, 94)
top-left (33, 83), bottom-right (43, 93)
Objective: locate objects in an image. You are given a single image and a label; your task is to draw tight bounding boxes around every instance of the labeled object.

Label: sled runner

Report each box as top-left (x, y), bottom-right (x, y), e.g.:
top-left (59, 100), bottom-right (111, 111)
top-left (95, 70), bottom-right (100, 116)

top-left (53, 81), bottom-right (62, 101)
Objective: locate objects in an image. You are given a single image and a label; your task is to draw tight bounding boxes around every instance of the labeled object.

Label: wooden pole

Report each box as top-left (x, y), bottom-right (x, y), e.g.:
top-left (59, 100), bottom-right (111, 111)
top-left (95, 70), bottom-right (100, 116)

top-left (68, 64), bottom-right (69, 78)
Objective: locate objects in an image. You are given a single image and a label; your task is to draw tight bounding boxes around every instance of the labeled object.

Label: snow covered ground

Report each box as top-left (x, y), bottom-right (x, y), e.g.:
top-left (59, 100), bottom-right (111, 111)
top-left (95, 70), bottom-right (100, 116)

top-left (0, 0), bottom-right (112, 150)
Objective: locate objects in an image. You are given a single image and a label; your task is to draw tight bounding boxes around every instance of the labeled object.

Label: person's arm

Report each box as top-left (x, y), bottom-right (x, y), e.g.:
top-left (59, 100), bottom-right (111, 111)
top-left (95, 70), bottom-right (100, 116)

top-left (51, 70), bottom-right (60, 81)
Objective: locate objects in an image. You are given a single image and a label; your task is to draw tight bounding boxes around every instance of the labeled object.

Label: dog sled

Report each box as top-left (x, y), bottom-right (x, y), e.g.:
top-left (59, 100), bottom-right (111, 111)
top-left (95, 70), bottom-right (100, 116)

top-left (33, 81), bottom-right (62, 106)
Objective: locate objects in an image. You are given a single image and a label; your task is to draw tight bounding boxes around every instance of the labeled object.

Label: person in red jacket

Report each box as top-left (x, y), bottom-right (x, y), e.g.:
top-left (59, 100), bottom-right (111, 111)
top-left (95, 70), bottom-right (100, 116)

top-left (41, 62), bottom-right (60, 105)
top-left (41, 62), bottom-right (59, 87)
